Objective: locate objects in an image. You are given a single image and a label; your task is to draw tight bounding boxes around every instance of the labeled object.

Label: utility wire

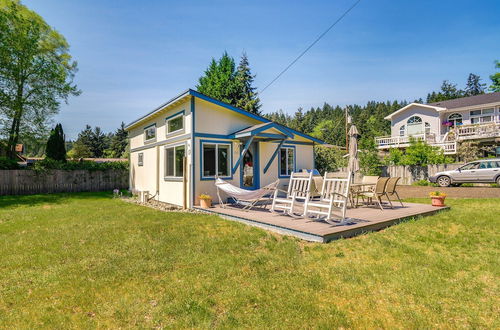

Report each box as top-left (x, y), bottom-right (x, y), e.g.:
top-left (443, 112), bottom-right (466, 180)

top-left (260, 0), bottom-right (362, 94)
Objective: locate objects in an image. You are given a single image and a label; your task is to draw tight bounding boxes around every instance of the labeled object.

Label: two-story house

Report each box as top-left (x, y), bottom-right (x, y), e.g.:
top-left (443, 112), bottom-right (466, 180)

top-left (376, 92), bottom-right (500, 155)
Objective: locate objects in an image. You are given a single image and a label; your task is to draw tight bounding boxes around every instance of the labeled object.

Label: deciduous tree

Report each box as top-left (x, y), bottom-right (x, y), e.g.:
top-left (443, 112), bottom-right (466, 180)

top-left (0, 1), bottom-right (80, 159)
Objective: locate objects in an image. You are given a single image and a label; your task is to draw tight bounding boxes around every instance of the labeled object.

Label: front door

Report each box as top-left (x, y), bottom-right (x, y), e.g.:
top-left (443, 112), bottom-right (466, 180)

top-left (241, 142), bottom-right (259, 190)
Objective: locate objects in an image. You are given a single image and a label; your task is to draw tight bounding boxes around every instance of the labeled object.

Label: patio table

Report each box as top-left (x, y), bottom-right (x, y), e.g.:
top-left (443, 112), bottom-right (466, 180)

top-left (350, 183), bottom-right (376, 208)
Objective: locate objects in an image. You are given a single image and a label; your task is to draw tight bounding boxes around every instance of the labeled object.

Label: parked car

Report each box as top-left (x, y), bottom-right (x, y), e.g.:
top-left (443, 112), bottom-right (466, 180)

top-left (429, 159), bottom-right (500, 187)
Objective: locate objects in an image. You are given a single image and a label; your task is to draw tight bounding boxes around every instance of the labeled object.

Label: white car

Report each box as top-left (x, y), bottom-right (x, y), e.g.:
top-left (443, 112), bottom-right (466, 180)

top-left (429, 159), bottom-right (500, 187)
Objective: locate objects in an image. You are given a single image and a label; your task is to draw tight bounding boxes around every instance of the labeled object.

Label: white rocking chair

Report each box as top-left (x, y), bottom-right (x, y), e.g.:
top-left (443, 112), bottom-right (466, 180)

top-left (270, 171), bottom-right (313, 217)
top-left (303, 172), bottom-right (352, 225)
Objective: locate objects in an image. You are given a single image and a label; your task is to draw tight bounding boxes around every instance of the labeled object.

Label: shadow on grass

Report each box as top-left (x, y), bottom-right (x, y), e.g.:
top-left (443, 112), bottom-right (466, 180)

top-left (0, 191), bottom-right (112, 209)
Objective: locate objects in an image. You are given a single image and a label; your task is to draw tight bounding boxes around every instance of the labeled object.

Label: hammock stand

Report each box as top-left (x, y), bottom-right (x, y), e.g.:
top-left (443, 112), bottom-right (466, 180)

top-left (215, 178), bottom-right (279, 211)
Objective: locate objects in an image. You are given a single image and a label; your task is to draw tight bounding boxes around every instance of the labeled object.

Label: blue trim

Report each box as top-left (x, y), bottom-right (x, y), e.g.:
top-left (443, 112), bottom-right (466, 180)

top-left (232, 136), bottom-right (254, 175)
top-left (126, 89), bottom-right (191, 129)
top-left (194, 133), bottom-right (232, 139)
top-left (278, 145), bottom-right (297, 178)
top-left (144, 123), bottom-right (156, 129)
top-left (199, 139), bottom-right (233, 181)
top-left (269, 140), bottom-right (314, 146)
top-left (190, 96), bottom-right (195, 207)
top-left (239, 142), bottom-right (260, 190)
top-left (165, 109), bottom-right (185, 121)
top-left (257, 133), bottom-right (288, 140)
top-left (165, 110), bottom-right (185, 136)
top-left (264, 140), bottom-right (285, 174)
top-left (126, 88), bottom-right (328, 145)
top-left (189, 90), bottom-right (267, 123)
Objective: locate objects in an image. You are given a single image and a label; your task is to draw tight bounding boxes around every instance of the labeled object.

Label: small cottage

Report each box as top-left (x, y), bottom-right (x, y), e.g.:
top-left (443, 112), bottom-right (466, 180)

top-left (125, 89), bottom-right (329, 208)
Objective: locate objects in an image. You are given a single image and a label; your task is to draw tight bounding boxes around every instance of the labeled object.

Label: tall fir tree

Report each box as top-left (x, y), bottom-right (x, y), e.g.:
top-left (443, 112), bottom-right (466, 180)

top-left (464, 73), bottom-right (485, 96)
top-left (235, 52), bottom-right (261, 114)
top-left (196, 52), bottom-right (240, 106)
top-left (108, 122), bottom-right (128, 158)
top-left (45, 123), bottom-right (66, 161)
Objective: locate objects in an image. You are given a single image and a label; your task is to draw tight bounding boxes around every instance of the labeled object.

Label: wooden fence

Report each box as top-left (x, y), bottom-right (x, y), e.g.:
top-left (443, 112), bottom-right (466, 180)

top-left (338, 164), bottom-right (464, 185)
top-left (0, 169), bottom-right (128, 195)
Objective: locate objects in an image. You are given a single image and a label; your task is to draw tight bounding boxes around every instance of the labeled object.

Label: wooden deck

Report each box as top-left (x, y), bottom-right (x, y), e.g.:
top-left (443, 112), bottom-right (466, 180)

top-left (196, 202), bottom-right (448, 243)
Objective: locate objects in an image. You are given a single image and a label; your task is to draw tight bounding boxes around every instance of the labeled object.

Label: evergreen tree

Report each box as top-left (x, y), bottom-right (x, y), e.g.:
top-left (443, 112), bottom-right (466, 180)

top-left (45, 123), bottom-right (66, 162)
top-left (235, 52), bottom-right (261, 114)
top-left (196, 52), bottom-right (240, 106)
top-left (464, 73), bottom-right (485, 96)
top-left (108, 122), bottom-right (128, 158)
top-left (426, 80), bottom-right (464, 103)
top-left (489, 60), bottom-right (500, 92)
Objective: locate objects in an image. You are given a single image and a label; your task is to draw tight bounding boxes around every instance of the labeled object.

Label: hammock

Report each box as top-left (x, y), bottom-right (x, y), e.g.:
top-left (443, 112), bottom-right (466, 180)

top-left (215, 178), bottom-right (279, 211)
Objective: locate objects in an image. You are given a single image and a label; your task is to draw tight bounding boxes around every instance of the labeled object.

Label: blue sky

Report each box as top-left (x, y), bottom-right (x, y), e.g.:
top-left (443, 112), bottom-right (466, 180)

top-left (23, 0), bottom-right (500, 139)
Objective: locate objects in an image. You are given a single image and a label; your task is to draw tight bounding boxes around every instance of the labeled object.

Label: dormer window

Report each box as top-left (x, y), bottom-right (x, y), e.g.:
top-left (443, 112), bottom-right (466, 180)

top-left (166, 111), bottom-right (185, 135)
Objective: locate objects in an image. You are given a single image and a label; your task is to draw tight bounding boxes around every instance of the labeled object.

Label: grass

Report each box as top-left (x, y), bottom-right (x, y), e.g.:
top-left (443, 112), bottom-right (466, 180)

top-left (0, 193), bottom-right (499, 328)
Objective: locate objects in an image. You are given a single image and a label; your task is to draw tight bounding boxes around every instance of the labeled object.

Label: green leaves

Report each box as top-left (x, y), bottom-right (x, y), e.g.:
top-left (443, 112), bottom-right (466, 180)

top-left (0, 1), bottom-right (80, 158)
top-left (489, 60), bottom-right (500, 92)
top-left (196, 52), bottom-right (261, 115)
top-left (45, 123), bottom-right (66, 162)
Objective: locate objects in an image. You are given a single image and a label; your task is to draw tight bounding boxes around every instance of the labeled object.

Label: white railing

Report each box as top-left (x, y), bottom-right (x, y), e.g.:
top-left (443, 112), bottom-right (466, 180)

top-left (454, 123), bottom-right (500, 141)
top-left (375, 122), bottom-right (499, 155)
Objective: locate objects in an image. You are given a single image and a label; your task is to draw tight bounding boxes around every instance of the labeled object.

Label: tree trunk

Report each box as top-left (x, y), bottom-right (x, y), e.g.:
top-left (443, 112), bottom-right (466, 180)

top-left (7, 84), bottom-right (24, 159)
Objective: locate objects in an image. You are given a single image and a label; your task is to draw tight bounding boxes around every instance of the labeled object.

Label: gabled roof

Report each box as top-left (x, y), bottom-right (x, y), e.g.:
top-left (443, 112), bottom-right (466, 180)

top-left (125, 89), bottom-right (328, 145)
top-left (385, 92), bottom-right (500, 121)
top-left (384, 103), bottom-right (446, 120)
top-left (230, 122), bottom-right (294, 139)
top-left (428, 91), bottom-right (500, 109)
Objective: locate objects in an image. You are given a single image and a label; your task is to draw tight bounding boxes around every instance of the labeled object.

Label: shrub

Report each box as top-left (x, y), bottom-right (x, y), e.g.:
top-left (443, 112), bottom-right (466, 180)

top-left (313, 146), bottom-right (347, 174)
top-left (33, 159), bottom-right (129, 172)
top-left (0, 156), bottom-right (20, 169)
top-left (412, 179), bottom-right (430, 186)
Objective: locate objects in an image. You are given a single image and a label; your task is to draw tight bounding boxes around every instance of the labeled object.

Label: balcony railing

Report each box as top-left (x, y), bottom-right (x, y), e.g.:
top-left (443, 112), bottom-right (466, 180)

top-left (375, 122), bottom-right (500, 154)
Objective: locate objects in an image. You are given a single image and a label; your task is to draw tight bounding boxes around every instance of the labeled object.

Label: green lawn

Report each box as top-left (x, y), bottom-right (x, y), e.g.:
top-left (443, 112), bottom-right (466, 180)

top-left (0, 193), bottom-right (498, 328)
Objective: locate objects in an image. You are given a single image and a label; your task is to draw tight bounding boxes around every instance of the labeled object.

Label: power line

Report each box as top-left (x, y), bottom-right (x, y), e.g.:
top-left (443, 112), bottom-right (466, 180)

top-left (260, 0), bottom-right (362, 94)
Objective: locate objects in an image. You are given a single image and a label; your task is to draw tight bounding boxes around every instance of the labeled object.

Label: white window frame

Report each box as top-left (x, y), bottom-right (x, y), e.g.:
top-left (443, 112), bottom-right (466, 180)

top-left (201, 141), bottom-right (232, 179)
top-left (470, 108), bottom-right (495, 124)
top-left (399, 125), bottom-right (405, 137)
top-left (166, 111), bottom-right (185, 136)
top-left (279, 146), bottom-right (295, 178)
top-left (144, 124), bottom-right (156, 142)
top-left (164, 143), bottom-right (186, 179)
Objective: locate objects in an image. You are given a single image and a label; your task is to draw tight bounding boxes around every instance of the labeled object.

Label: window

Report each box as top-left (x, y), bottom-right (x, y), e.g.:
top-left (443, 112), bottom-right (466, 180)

top-left (138, 153), bottom-right (144, 166)
top-left (399, 125), bottom-right (405, 136)
top-left (407, 116), bottom-right (422, 124)
top-left (166, 111), bottom-right (184, 135)
top-left (202, 142), bottom-right (230, 178)
top-left (480, 161), bottom-right (500, 169)
top-left (460, 162), bottom-right (480, 170)
top-left (144, 124), bottom-right (156, 141)
top-left (448, 113), bottom-right (463, 126)
top-left (165, 144), bottom-right (185, 178)
top-left (470, 108), bottom-right (495, 124)
top-left (279, 147), bottom-right (295, 177)
top-left (425, 122), bottom-right (431, 134)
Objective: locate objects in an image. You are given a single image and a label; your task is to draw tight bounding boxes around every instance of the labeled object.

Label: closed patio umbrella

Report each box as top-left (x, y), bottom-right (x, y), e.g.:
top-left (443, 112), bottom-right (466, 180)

top-left (348, 124), bottom-right (360, 174)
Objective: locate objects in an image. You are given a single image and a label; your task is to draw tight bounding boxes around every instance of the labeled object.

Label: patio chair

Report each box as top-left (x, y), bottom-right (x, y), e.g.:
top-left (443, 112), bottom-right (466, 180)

top-left (215, 178), bottom-right (279, 211)
top-left (270, 171), bottom-right (313, 217)
top-left (384, 177), bottom-right (404, 208)
top-left (357, 177), bottom-right (390, 210)
top-left (303, 172), bottom-right (352, 225)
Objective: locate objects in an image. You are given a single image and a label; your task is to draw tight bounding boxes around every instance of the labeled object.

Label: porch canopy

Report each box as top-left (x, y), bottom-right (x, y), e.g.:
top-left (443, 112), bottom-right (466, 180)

top-left (229, 122), bottom-right (295, 175)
